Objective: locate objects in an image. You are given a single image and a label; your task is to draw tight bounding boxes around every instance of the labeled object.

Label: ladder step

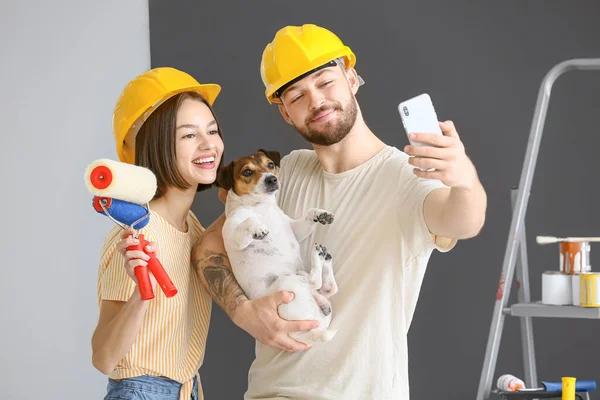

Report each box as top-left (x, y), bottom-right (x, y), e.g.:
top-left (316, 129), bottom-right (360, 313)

top-left (510, 302), bottom-right (600, 319)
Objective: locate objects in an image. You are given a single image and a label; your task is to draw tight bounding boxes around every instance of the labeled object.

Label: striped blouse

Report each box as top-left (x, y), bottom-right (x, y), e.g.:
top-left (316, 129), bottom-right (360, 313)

top-left (97, 209), bottom-right (211, 399)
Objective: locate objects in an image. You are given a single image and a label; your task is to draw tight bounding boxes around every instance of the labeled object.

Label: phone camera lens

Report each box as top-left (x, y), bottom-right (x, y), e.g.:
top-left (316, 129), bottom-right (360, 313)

top-left (403, 106), bottom-right (409, 116)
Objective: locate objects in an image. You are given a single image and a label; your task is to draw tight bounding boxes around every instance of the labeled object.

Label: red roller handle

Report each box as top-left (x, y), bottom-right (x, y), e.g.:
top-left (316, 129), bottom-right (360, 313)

top-left (127, 235), bottom-right (155, 300)
top-left (134, 264), bottom-right (154, 300)
top-left (146, 251), bottom-right (178, 298)
top-left (127, 234), bottom-right (178, 299)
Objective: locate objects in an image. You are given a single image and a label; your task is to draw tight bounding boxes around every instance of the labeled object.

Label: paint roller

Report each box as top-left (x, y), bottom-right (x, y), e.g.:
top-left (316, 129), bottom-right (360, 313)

top-left (84, 158), bottom-right (177, 300)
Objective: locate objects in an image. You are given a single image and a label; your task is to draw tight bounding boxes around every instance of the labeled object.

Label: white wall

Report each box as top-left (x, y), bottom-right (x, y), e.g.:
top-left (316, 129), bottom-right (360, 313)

top-left (0, 1), bottom-right (150, 398)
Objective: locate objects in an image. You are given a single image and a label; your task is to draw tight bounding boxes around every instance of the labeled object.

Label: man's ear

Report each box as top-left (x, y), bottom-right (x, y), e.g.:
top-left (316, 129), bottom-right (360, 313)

top-left (258, 149), bottom-right (281, 167)
top-left (345, 67), bottom-right (360, 95)
top-left (278, 104), bottom-right (293, 125)
top-left (216, 161), bottom-right (235, 191)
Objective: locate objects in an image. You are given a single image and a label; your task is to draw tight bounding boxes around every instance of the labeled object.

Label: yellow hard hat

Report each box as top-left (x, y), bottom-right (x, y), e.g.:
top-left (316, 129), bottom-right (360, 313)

top-left (112, 67), bottom-right (221, 164)
top-left (260, 24), bottom-right (356, 104)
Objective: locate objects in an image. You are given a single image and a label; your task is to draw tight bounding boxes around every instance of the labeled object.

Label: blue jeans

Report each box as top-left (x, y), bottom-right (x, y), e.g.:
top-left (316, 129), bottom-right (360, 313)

top-left (104, 375), bottom-right (199, 400)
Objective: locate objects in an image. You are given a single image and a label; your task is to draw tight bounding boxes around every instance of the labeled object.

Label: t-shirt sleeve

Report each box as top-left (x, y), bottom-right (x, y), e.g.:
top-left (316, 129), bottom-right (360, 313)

top-left (396, 161), bottom-right (457, 255)
top-left (276, 151), bottom-right (298, 206)
top-left (97, 227), bottom-right (137, 302)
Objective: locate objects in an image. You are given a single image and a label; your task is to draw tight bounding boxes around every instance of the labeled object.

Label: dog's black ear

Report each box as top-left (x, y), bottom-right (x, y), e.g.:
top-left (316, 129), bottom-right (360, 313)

top-left (216, 161), bottom-right (235, 190)
top-left (258, 149), bottom-right (281, 167)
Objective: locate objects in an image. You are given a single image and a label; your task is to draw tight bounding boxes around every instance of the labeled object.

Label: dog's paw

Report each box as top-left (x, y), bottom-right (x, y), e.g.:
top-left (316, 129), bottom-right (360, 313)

top-left (315, 244), bottom-right (332, 261)
top-left (319, 302), bottom-right (332, 316)
top-left (318, 246), bottom-right (337, 298)
top-left (245, 219), bottom-right (269, 240)
top-left (251, 226), bottom-right (269, 240)
top-left (308, 208), bottom-right (335, 225)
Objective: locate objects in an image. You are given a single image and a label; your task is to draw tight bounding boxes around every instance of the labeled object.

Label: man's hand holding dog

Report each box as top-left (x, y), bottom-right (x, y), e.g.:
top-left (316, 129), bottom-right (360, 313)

top-left (403, 120), bottom-right (478, 190)
top-left (233, 291), bottom-right (319, 352)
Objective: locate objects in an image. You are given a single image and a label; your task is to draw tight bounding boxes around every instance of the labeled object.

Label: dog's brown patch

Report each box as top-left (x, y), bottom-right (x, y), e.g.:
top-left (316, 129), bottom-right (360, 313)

top-left (217, 150), bottom-right (281, 196)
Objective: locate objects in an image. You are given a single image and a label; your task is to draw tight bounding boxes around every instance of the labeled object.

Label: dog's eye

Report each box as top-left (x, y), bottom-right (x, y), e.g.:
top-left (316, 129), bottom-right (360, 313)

top-left (242, 169), bottom-right (253, 177)
top-left (267, 162), bottom-right (275, 169)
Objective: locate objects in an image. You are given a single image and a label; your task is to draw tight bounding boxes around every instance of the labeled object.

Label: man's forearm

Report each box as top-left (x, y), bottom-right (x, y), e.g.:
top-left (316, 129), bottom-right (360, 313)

top-left (445, 182), bottom-right (486, 237)
top-left (194, 247), bottom-right (248, 318)
top-left (436, 172), bottom-right (487, 238)
top-left (426, 173), bottom-right (487, 239)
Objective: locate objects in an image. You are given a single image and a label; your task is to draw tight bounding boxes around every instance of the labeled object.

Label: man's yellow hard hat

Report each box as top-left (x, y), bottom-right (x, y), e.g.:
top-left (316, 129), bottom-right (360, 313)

top-left (260, 24), bottom-right (356, 104)
top-left (112, 67), bottom-right (221, 164)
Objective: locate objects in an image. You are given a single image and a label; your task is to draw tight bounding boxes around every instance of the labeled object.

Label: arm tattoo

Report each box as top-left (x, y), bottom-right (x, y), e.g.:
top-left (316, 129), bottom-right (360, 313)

top-left (194, 249), bottom-right (246, 317)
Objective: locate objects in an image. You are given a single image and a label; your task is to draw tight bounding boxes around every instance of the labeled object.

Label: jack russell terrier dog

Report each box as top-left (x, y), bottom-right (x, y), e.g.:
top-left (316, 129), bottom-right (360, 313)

top-left (217, 149), bottom-right (338, 345)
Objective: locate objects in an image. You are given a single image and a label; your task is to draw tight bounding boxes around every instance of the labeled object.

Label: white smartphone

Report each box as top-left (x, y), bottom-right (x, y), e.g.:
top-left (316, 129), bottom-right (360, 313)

top-left (398, 93), bottom-right (443, 147)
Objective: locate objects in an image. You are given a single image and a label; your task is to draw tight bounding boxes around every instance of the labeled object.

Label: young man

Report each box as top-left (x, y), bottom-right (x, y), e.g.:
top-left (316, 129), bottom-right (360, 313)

top-left (194, 24), bottom-right (486, 399)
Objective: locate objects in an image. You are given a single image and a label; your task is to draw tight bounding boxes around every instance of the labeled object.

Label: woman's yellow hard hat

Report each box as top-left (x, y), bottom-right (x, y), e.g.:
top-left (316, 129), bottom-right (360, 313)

top-left (112, 67), bottom-right (221, 164)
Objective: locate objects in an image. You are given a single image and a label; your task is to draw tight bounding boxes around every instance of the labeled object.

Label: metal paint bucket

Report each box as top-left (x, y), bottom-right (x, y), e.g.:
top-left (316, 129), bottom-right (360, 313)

top-left (580, 272), bottom-right (600, 307)
top-left (559, 241), bottom-right (591, 274)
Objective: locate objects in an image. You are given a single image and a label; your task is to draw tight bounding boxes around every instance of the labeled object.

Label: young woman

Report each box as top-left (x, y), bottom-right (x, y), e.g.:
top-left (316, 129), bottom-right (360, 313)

top-left (91, 67), bottom-right (224, 400)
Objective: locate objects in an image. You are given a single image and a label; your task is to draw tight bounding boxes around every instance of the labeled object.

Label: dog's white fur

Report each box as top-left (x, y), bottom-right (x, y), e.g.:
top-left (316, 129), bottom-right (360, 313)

top-left (222, 167), bottom-right (338, 345)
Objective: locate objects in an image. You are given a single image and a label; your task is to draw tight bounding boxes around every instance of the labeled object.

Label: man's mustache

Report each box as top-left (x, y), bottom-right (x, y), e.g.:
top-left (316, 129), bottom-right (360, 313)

top-left (307, 103), bottom-right (343, 124)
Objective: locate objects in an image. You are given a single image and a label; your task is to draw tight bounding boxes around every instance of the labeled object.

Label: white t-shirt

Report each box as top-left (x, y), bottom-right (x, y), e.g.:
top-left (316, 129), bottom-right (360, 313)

top-left (244, 145), bottom-right (456, 400)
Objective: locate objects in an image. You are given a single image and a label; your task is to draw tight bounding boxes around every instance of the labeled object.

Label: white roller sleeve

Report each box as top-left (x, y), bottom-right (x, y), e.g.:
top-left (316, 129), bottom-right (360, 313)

top-left (84, 158), bottom-right (157, 205)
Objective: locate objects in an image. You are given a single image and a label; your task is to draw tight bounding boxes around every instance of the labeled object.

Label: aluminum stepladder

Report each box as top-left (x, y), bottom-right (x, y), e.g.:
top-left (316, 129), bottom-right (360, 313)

top-left (476, 58), bottom-right (600, 400)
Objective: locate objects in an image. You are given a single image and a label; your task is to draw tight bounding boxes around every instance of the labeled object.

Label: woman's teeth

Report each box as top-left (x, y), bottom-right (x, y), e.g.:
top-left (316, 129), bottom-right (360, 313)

top-left (193, 156), bottom-right (215, 164)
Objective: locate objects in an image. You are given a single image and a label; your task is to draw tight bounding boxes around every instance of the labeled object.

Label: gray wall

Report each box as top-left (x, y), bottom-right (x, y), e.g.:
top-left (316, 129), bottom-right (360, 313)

top-left (148, 1), bottom-right (600, 399)
top-left (0, 1), bottom-right (150, 398)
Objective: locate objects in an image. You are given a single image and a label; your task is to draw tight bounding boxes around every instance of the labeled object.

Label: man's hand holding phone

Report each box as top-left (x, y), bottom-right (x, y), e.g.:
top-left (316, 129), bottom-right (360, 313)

top-left (404, 120), bottom-right (477, 190)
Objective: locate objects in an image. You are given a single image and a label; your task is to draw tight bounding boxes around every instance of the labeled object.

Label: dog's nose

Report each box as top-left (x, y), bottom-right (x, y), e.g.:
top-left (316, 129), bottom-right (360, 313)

top-left (265, 175), bottom-right (278, 185)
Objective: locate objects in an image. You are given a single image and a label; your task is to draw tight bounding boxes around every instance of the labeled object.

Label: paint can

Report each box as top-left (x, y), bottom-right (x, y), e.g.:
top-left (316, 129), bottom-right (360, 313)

top-left (542, 271), bottom-right (572, 306)
top-left (580, 272), bottom-right (600, 307)
top-left (560, 241), bottom-right (591, 274)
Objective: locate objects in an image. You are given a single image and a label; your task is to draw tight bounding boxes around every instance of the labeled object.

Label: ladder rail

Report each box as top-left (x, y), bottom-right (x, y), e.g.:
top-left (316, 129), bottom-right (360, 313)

top-left (476, 58), bottom-right (600, 400)
top-left (512, 188), bottom-right (537, 389)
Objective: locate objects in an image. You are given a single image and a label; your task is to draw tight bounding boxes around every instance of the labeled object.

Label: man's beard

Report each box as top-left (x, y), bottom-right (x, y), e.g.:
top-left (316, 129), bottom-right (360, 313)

top-left (293, 97), bottom-right (358, 146)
